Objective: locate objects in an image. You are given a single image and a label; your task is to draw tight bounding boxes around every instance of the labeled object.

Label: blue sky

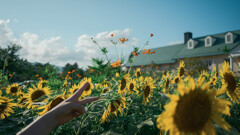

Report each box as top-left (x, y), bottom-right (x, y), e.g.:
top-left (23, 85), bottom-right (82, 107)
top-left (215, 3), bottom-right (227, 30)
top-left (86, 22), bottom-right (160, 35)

top-left (0, 0), bottom-right (240, 67)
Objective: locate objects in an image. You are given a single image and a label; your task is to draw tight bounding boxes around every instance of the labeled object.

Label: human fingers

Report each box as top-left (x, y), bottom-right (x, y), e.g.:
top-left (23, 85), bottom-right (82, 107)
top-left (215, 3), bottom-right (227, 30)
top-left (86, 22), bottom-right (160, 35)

top-left (70, 103), bottom-right (86, 114)
top-left (79, 96), bottom-right (99, 105)
top-left (69, 82), bottom-right (89, 100)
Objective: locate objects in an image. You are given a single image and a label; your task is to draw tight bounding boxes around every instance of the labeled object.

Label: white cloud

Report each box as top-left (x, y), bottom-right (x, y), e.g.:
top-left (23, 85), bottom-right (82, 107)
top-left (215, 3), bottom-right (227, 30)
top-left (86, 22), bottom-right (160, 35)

top-left (0, 20), bottom-right (139, 68)
top-left (0, 19), bottom-right (13, 47)
top-left (168, 40), bottom-right (183, 45)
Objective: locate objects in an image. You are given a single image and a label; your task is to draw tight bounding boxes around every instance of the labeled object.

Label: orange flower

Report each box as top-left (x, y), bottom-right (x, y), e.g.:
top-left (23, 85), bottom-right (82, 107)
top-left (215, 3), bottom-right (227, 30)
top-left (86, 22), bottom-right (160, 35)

top-left (150, 33), bottom-right (154, 37)
top-left (39, 77), bottom-right (43, 80)
top-left (61, 77), bottom-right (65, 80)
top-left (190, 72), bottom-right (193, 74)
top-left (35, 74), bottom-right (39, 77)
top-left (110, 33), bottom-right (114, 37)
top-left (9, 74), bottom-right (13, 77)
top-left (90, 69), bottom-right (95, 72)
top-left (142, 49), bottom-right (155, 54)
top-left (141, 65), bottom-right (144, 67)
top-left (131, 51), bottom-right (138, 56)
top-left (119, 38), bottom-right (128, 43)
top-left (77, 74), bottom-right (82, 78)
top-left (60, 72), bottom-right (63, 74)
top-left (112, 60), bottom-right (121, 67)
top-left (1, 87), bottom-right (7, 89)
top-left (67, 71), bottom-right (71, 74)
top-left (68, 77), bottom-right (72, 80)
top-left (151, 64), bottom-right (154, 67)
top-left (172, 65), bottom-right (174, 67)
top-left (72, 69), bottom-right (76, 73)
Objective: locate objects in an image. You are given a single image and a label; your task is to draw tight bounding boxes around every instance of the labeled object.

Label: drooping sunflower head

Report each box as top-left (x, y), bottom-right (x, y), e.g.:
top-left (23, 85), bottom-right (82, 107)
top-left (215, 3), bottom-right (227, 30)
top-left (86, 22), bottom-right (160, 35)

top-left (135, 68), bottom-right (141, 77)
top-left (17, 93), bottom-right (28, 108)
top-left (38, 80), bottom-right (49, 88)
top-left (162, 77), bottom-right (170, 93)
top-left (62, 80), bottom-right (68, 88)
top-left (219, 62), bottom-right (240, 103)
top-left (156, 76), bottom-right (232, 135)
top-left (39, 95), bottom-right (67, 115)
top-left (0, 96), bottom-right (17, 119)
top-left (100, 97), bottom-right (128, 123)
top-left (118, 74), bottom-right (130, 96)
top-left (177, 60), bottom-right (185, 77)
top-left (26, 85), bottom-right (51, 109)
top-left (141, 77), bottom-right (155, 104)
top-left (6, 83), bottom-right (20, 96)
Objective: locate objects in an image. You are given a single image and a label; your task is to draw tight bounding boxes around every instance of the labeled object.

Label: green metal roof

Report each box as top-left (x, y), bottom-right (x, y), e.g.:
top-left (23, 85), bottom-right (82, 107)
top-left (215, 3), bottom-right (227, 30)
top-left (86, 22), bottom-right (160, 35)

top-left (125, 44), bottom-right (183, 67)
top-left (125, 30), bottom-right (240, 67)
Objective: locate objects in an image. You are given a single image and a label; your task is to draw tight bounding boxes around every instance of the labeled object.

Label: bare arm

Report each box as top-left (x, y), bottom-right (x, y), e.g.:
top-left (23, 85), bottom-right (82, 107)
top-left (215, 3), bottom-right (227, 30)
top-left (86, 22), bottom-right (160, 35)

top-left (17, 82), bottom-right (99, 135)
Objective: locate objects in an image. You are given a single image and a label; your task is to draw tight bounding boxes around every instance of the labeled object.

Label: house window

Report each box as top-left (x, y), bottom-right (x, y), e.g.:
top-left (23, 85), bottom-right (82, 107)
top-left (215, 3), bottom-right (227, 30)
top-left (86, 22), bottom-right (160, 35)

top-left (225, 33), bottom-right (233, 44)
top-left (206, 38), bottom-right (210, 45)
top-left (188, 41), bottom-right (193, 49)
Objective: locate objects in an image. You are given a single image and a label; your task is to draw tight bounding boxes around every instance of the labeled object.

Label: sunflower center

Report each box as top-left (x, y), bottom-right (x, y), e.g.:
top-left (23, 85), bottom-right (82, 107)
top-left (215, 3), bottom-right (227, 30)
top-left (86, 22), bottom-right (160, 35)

top-left (0, 102), bottom-right (7, 111)
top-left (31, 90), bottom-right (46, 102)
top-left (50, 97), bottom-right (64, 110)
top-left (110, 100), bottom-right (121, 112)
top-left (144, 86), bottom-right (151, 97)
top-left (165, 79), bottom-right (169, 88)
top-left (173, 90), bottom-right (211, 133)
top-left (179, 67), bottom-right (184, 76)
top-left (224, 73), bottom-right (236, 92)
top-left (10, 87), bottom-right (18, 93)
top-left (175, 77), bottom-right (179, 83)
top-left (85, 85), bottom-right (91, 91)
top-left (130, 83), bottom-right (134, 90)
top-left (137, 71), bottom-right (141, 76)
top-left (120, 78), bottom-right (126, 90)
top-left (103, 88), bottom-right (108, 93)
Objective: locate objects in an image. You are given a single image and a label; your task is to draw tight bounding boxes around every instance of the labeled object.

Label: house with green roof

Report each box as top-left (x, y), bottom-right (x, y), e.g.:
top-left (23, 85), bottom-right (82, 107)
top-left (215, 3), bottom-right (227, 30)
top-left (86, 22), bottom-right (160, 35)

top-left (125, 30), bottom-right (240, 73)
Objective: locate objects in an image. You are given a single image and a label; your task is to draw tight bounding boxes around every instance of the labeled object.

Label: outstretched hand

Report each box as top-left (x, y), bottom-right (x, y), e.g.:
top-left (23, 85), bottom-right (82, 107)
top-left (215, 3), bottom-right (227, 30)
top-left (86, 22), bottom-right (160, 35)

top-left (17, 82), bottom-right (99, 135)
top-left (50, 82), bottom-right (99, 126)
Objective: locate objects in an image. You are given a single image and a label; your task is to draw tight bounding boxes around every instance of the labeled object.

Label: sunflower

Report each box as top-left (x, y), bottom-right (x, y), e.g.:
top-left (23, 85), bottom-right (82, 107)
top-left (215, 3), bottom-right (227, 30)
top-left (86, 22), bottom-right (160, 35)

top-left (127, 78), bottom-right (139, 95)
top-left (135, 68), bottom-right (141, 77)
top-left (101, 84), bottom-right (111, 94)
top-left (17, 91), bottom-right (28, 108)
top-left (0, 96), bottom-right (17, 119)
top-left (219, 61), bottom-right (240, 103)
top-left (69, 84), bottom-right (82, 95)
top-left (100, 97), bottom-right (128, 123)
top-left (38, 80), bottom-right (49, 88)
top-left (141, 77), bottom-right (155, 104)
top-left (156, 76), bottom-right (232, 135)
top-left (38, 95), bottom-right (68, 115)
top-left (6, 83), bottom-right (20, 96)
top-left (62, 80), bottom-right (68, 88)
top-left (171, 76), bottom-right (181, 84)
top-left (196, 70), bottom-right (209, 87)
top-left (177, 60), bottom-right (185, 77)
top-left (118, 74), bottom-right (130, 96)
top-left (80, 78), bottom-right (94, 97)
top-left (162, 72), bottom-right (170, 93)
top-left (26, 85), bottom-right (51, 109)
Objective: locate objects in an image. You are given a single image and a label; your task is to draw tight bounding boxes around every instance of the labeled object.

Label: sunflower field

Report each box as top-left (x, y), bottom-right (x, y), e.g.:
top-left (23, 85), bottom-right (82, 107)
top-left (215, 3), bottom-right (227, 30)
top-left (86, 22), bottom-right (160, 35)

top-left (0, 34), bottom-right (240, 135)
